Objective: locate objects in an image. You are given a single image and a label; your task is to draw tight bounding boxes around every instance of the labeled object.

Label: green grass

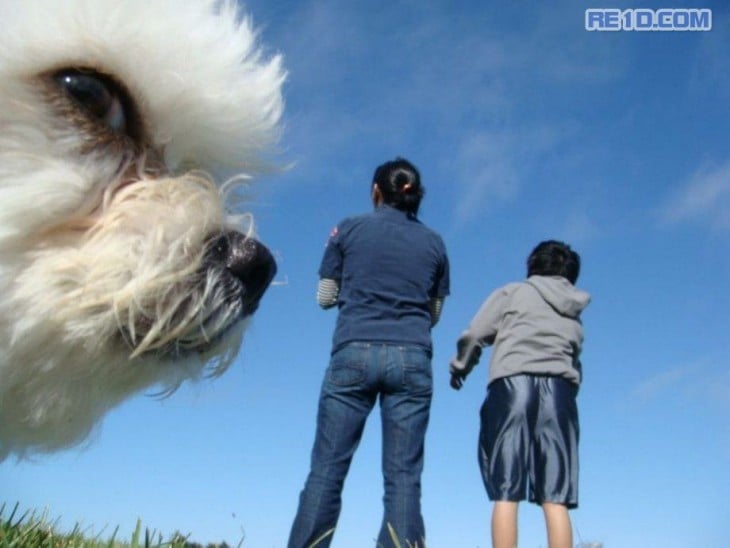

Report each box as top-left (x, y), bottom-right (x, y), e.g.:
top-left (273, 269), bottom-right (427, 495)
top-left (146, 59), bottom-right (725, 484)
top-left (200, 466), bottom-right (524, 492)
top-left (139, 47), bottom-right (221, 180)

top-left (0, 503), bottom-right (238, 548)
top-left (1, 503), bottom-right (424, 548)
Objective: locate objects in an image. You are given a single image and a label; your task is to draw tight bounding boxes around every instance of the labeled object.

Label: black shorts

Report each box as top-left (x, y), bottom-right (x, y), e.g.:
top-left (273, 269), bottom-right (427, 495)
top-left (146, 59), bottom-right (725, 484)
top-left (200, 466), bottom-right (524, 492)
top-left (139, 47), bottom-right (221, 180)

top-left (478, 374), bottom-right (579, 508)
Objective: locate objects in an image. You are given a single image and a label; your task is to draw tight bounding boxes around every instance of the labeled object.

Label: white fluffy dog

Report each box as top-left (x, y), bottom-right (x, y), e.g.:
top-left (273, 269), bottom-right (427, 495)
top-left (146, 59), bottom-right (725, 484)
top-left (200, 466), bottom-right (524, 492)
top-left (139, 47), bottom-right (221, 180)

top-left (0, 0), bottom-right (285, 459)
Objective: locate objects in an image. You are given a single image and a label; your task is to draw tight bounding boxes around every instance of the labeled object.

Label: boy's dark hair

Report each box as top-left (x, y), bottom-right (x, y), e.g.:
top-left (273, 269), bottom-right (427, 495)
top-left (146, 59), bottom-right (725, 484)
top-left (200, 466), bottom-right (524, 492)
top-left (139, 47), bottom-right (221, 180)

top-left (373, 157), bottom-right (424, 216)
top-left (527, 240), bottom-right (581, 284)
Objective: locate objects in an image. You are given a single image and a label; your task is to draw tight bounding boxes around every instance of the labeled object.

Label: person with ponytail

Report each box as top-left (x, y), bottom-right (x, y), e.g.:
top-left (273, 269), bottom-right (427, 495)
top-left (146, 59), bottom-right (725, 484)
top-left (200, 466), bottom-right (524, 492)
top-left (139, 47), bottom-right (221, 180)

top-left (288, 158), bottom-right (450, 548)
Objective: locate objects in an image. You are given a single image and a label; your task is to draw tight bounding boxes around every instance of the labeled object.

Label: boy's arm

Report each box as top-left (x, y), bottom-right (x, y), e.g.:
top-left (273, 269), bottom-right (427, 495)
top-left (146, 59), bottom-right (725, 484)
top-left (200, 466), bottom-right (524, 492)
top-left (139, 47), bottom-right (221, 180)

top-left (449, 287), bottom-right (508, 390)
top-left (449, 333), bottom-right (482, 389)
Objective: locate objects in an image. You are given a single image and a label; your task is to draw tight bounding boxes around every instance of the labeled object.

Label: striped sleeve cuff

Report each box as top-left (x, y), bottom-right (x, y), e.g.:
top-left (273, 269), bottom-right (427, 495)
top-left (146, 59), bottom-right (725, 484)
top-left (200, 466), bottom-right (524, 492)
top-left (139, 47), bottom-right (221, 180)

top-left (317, 278), bottom-right (340, 309)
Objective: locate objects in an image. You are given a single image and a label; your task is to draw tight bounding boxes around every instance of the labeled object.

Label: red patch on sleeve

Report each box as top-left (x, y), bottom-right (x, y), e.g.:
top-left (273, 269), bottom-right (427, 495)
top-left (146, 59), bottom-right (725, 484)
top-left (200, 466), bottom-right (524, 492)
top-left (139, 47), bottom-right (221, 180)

top-left (325, 225), bottom-right (339, 247)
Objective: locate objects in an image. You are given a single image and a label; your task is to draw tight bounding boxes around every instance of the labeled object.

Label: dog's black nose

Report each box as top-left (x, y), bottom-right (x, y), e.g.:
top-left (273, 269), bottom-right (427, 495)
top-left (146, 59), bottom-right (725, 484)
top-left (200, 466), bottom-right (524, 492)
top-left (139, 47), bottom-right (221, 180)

top-left (207, 231), bottom-right (277, 316)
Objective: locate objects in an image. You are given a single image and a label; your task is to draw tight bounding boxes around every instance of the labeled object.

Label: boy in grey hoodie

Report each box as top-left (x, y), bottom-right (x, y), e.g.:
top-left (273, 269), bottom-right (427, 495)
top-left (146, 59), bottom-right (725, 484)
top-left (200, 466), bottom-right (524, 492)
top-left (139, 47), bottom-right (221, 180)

top-left (450, 240), bottom-right (590, 548)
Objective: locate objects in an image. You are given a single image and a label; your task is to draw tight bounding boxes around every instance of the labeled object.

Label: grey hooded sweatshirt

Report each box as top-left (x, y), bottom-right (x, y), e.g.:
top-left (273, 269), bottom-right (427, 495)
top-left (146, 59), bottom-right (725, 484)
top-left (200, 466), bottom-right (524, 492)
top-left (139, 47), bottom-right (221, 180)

top-left (450, 275), bottom-right (591, 386)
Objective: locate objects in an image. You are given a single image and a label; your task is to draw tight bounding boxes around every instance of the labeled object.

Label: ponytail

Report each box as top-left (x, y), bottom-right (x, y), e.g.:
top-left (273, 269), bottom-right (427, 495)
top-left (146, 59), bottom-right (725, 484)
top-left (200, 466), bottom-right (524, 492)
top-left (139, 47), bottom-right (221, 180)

top-left (372, 157), bottom-right (424, 215)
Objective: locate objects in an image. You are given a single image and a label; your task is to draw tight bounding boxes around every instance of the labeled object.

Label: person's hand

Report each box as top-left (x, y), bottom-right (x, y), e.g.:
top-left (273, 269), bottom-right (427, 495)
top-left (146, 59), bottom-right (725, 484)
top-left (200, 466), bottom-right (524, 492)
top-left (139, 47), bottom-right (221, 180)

top-left (449, 358), bottom-right (470, 390)
top-left (450, 372), bottom-right (465, 390)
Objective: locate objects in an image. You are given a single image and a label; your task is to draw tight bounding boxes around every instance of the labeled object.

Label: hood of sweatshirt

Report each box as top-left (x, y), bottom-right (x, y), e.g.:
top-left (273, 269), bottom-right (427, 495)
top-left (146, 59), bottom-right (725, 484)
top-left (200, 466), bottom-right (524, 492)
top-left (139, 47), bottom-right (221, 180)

top-left (526, 275), bottom-right (591, 318)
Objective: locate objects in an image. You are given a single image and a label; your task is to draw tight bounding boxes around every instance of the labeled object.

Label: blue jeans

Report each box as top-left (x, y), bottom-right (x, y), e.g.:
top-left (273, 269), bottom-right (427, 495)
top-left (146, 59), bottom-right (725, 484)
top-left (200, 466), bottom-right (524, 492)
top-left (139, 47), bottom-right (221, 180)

top-left (288, 342), bottom-right (433, 548)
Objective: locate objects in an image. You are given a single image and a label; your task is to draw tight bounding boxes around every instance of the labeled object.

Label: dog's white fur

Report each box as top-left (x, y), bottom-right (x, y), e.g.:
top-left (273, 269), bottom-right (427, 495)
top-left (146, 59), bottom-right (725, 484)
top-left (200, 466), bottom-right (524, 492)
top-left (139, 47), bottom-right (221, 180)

top-left (0, 0), bottom-right (285, 459)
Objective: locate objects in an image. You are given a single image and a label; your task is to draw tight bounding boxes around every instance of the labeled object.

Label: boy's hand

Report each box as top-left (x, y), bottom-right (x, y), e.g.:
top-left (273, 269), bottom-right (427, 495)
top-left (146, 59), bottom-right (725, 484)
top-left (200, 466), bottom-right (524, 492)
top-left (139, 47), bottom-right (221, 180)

top-left (450, 371), bottom-right (465, 390)
top-left (449, 358), bottom-right (470, 390)
top-left (449, 333), bottom-right (483, 391)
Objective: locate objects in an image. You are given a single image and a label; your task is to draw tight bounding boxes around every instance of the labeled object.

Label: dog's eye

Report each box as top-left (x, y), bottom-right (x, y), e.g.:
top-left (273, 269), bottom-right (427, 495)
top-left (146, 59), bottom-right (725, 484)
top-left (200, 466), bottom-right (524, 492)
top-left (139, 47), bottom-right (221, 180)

top-left (54, 70), bottom-right (127, 133)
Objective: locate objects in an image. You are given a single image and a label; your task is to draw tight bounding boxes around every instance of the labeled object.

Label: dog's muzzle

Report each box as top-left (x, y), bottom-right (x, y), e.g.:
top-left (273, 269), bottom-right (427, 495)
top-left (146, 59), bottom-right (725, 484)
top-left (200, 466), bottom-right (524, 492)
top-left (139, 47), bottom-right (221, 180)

top-left (205, 230), bottom-right (277, 317)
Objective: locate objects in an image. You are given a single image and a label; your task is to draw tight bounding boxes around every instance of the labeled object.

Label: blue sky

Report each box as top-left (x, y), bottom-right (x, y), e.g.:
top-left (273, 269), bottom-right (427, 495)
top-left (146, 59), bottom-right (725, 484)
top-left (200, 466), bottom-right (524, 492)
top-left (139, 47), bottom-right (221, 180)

top-left (2, 0), bottom-right (729, 546)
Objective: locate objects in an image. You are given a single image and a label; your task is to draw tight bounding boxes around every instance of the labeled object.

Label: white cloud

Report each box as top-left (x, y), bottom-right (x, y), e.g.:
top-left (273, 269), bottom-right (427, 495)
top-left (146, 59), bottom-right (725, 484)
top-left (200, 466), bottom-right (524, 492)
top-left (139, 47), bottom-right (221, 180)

top-left (451, 125), bottom-right (567, 223)
top-left (660, 161), bottom-right (730, 230)
top-left (260, 1), bottom-right (628, 228)
top-left (625, 358), bottom-right (730, 413)
top-left (452, 131), bottom-right (520, 221)
top-left (629, 366), bottom-right (690, 404)
top-left (556, 210), bottom-right (600, 244)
